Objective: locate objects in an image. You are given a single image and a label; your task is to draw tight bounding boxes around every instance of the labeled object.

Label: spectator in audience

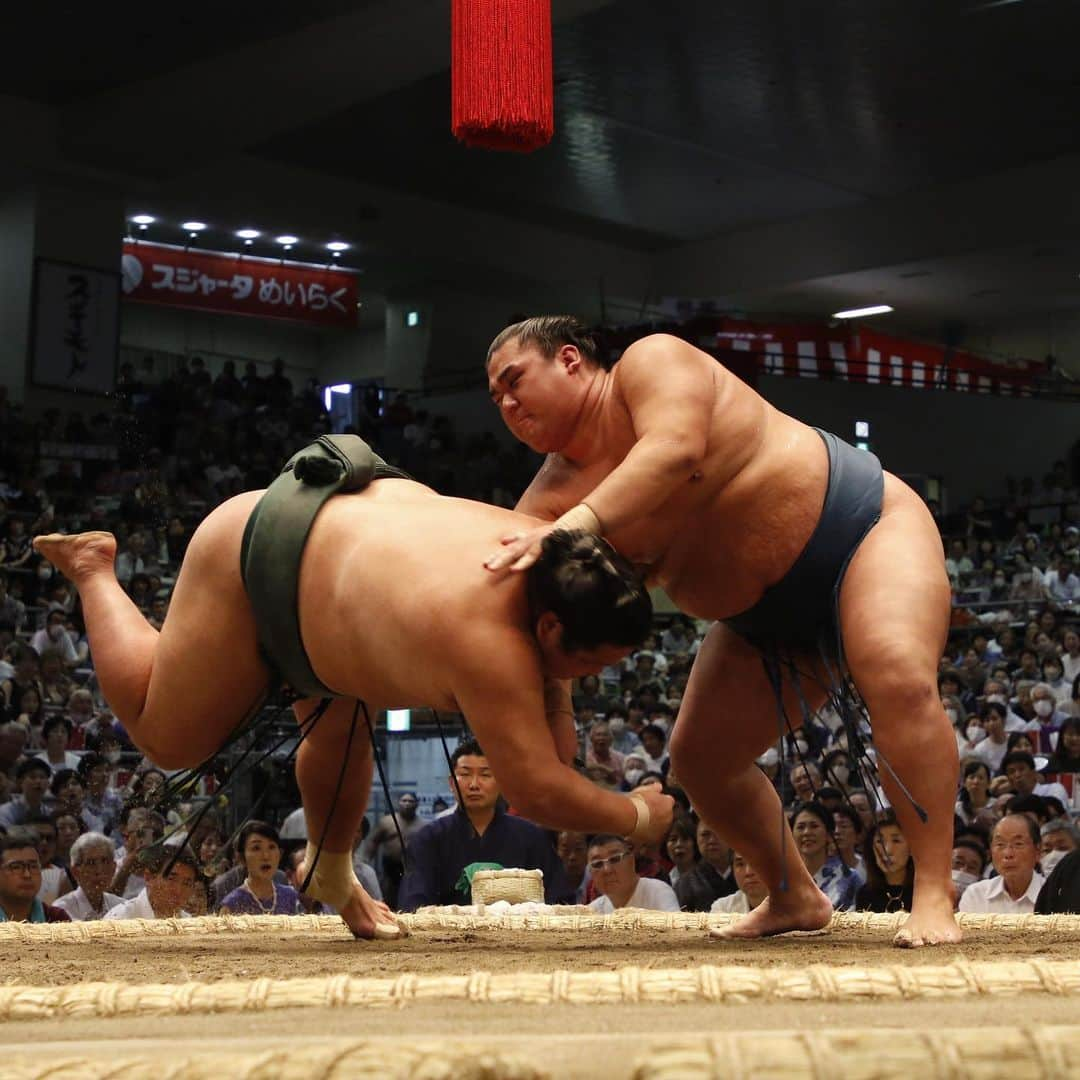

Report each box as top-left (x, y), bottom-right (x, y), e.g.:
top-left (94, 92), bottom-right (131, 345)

top-left (951, 839), bottom-right (988, 903)
top-left (111, 806), bottom-right (165, 899)
top-left (78, 753), bottom-right (122, 836)
top-left (971, 703), bottom-right (1010, 774)
top-left (53, 809), bottom-right (83, 868)
top-left (104, 844), bottom-right (197, 920)
top-left (350, 817), bottom-right (382, 902)
top-left (218, 821), bottom-right (303, 915)
top-left (997, 751), bottom-right (1070, 807)
top-left (1, 645), bottom-right (41, 723)
top-left (586, 720), bottom-right (625, 786)
top-left (960, 814), bottom-right (1045, 914)
top-left (35, 716), bottom-right (82, 773)
top-left (38, 649), bottom-right (73, 707)
top-left (0, 758), bottom-right (51, 828)
top-left (24, 812), bottom-right (73, 903)
top-left (1046, 717), bottom-right (1080, 773)
top-left (0, 829), bottom-right (70, 922)
top-left (1061, 630), bottom-right (1080, 686)
top-left (29, 610), bottom-right (78, 668)
top-left (790, 801), bottom-right (859, 911)
top-left (0, 571), bottom-right (26, 631)
top-left (855, 811), bottom-right (914, 913)
top-left (710, 850), bottom-right (768, 915)
top-left (556, 830), bottom-right (590, 904)
top-left (787, 761), bottom-right (822, 806)
top-left (848, 789), bottom-right (876, 835)
top-left (821, 749), bottom-right (859, 796)
top-left (586, 834), bottom-right (679, 913)
top-left (50, 768), bottom-right (103, 833)
top-left (1039, 820), bottom-right (1079, 878)
top-left (0, 720), bottom-right (28, 778)
top-left (832, 805), bottom-right (866, 880)
top-left (397, 739), bottom-right (571, 910)
top-left (1035, 850), bottom-right (1080, 914)
top-left (1031, 682), bottom-right (1070, 739)
top-left (664, 815), bottom-right (699, 888)
top-left (53, 832), bottom-right (122, 920)
top-left (639, 723), bottom-right (669, 776)
top-left (955, 760), bottom-right (997, 829)
top-left (194, 826), bottom-right (229, 880)
top-left (606, 707), bottom-right (642, 756)
top-left (674, 819), bottom-right (737, 911)
top-left (1044, 554), bottom-right (1079, 604)
top-left (364, 792), bottom-right (426, 910)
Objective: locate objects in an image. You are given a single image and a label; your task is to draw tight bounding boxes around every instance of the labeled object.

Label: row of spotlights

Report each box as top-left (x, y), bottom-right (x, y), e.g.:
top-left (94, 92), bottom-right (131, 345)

top-left (129, 215), bottom-right (350, 255)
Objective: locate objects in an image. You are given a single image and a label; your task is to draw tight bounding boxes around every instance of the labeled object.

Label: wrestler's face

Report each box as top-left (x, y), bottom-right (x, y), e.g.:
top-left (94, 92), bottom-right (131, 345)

top-left (486, 342), bottom-right (587, 453)
top-left (535, 615), bottom-right (631, 678)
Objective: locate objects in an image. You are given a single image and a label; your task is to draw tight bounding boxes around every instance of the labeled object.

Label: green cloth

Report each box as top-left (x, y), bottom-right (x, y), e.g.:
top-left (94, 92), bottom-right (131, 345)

top-left (454, 861), bottom-right (504, 896)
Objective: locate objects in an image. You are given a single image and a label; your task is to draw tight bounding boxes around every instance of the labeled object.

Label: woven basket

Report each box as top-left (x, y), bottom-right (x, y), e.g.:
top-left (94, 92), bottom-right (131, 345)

top-left (470, 868), bottom-right (544, 905)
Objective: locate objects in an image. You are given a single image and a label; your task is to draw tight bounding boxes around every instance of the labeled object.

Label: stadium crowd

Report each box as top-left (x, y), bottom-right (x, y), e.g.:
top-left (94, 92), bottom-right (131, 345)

top-left (1, 351), bottom-right (1078, 925)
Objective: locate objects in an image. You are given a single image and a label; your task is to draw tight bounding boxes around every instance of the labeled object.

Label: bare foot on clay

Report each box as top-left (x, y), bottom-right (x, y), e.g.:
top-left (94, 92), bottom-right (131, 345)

top-left (893, 895), bottom-right (961, 948)
top-left (708, 888), bottom-right (833, 940)
top-left (33, 532), bottom-right (117, 581)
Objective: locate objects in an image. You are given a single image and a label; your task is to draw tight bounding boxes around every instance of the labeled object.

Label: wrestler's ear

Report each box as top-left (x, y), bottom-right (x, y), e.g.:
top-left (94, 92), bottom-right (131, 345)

top-left (557, 344), bottom-right (581, 374)
top-left (535, 611), bottom-right (564, 650)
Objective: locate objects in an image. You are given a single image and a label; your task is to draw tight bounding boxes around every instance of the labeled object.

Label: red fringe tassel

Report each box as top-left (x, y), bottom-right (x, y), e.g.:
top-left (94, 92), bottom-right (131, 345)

top-left (451, 0), bottom-right (554, 153)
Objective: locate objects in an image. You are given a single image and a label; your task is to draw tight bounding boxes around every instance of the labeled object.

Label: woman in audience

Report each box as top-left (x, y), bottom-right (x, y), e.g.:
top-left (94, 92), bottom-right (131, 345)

top-left (955, 760), bottom-right (997, 830)
top-left (1046, 717), bottom-right (1080, 775)
top-left (789, 801), bottom-right (859, 911)
top-left (942, 694), bottom-right (975, 758)
top-left (52, 809), bottom-right (84, 869)
top-left (821, 749), bottom-right (860, 796)
top-left (38, 648), bottom-right (73, 707)
top-left (218, 821), bottom-right (302, 916)
top-left (1006, 731), bottom-right (1037, 758)
top-left (14, 687), bottom-right (45, 747)
top-left (971, 702), bottom-right (1010, 774)
top-left (855, 811), bottom-right (915, 913)
top-left (664, 814), bottom-right (699, 888)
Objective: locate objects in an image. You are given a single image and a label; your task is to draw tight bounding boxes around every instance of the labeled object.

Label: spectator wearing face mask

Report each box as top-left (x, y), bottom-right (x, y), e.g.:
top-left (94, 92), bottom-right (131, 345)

top-left (606, 708), bottom-right (642, 756)
top-left (1029, 683), bottom-right (1069, 752)
top-left (951, 838), bottom-right (988, 904)
top-left (943, 694), bottom-right (974, 757)
top-left (28, 610), bottom-right (78, 668)
top-left (1039, 820), bottom-right (1079, 879)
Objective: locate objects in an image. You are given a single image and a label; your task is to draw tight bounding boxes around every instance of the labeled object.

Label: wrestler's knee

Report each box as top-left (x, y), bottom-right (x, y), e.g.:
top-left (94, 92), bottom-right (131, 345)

top-left (853, 650), bottom-right (939, 721)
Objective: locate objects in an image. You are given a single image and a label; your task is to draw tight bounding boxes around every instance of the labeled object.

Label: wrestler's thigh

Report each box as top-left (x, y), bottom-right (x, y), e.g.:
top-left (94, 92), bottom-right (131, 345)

top-left (142, 492), bottom-right (270, 761)
top-left (837, 474), bottom-right (951, 698)
top-left (672, 621), bottom-right (827, 770)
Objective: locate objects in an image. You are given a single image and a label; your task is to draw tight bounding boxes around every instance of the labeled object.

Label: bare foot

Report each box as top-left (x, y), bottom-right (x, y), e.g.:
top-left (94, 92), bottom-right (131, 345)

top-left (708, 888), bottom-right (833, 941)
top-left (893, 893), bottom-right (961, 948)
top-left (33, 531), bottom-right (117, 582)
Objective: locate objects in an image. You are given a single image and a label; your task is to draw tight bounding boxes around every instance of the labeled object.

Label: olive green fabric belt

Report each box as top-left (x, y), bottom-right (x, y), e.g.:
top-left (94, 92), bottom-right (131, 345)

top-left (240, 435), bottom-right (410, 699)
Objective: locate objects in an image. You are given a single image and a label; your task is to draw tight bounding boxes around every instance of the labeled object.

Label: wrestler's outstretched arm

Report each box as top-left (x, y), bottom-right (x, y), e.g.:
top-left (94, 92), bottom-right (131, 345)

top-left (452, 635), bottom-right (673, 840)
top-left (487, 336), bottom-right (713, 571)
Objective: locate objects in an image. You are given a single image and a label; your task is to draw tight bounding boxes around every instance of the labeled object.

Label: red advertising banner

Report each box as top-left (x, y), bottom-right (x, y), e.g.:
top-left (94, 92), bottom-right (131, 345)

top-left (706, 318), bottom-right (1046, 396)
top-left (120, 242), bottom-right (358, 328)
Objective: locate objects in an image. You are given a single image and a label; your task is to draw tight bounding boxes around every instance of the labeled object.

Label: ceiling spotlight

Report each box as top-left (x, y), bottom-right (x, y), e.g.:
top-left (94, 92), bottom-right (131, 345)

top-left (181, 221), bottom-right (207, 232)
top-left (131, 214), bottom-right (155, 230)
top-left (832, 304), bottom-right (894, 320)
top-left (236, 229), bottom-right (260, 240)
top-left (275, 235), bottom-right (299, 246)
top-left (326, 241), bottom-right (350, 252)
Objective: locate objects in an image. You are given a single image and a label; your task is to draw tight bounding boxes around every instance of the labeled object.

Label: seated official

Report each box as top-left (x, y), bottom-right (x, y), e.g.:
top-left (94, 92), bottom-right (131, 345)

top-left (0, 829), bottom-right (71, 923)
top-left (586, 834), bottom-right (679, 913)
top-left (1036, 849), bottom-right (1080, 914)
top-left (53, 832), bottom-right (123, 920)
top-left (959, 814), bottom-right (1045, 915)
top-left (397, 739), bottom-right (572, 911)
top-left (710, 850), bottom-right (768, 914)
top-left (104, 844), bottom-right (198, 920)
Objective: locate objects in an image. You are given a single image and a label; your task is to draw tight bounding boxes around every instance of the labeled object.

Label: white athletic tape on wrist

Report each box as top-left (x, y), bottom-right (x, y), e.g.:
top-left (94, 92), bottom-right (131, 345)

top-left (628, 795), bottom-right (650, 843)
top-left (554, 502), bottom-right (602, 535)
top-left (303, 843), bottom-right (359, 910)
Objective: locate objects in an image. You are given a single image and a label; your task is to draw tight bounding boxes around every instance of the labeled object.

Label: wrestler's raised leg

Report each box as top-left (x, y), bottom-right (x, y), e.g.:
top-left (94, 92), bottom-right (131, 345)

top-left (33, 493), bottom-right (270, 768)
top-left (670, 623), bottom-right (833, 939)
top-left (839, 476), bottom-right (959, 948)
top-left (293, 696), bottom-right (404, 940)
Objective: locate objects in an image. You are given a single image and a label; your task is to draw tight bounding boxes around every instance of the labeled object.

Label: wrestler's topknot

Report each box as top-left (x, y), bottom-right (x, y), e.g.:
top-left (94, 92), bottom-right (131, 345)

top-left (527, 530), bottom-right (651, 652)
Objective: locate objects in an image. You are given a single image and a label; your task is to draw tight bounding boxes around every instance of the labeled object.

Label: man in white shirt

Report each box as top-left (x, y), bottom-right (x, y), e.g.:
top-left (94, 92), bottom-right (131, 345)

top-left (958, 814), bottom-right (1045, 915)
top-left (586, 835), bottom-right (679, 913)
top-left (53, 833), bottom-right (123, 921)
top-left (104, 845), bottom-right (196, 920)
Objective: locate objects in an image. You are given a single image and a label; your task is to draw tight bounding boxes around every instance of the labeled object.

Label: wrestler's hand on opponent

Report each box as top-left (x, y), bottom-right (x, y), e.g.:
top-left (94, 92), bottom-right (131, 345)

top-left (484, 522), bottom-right (558, 573)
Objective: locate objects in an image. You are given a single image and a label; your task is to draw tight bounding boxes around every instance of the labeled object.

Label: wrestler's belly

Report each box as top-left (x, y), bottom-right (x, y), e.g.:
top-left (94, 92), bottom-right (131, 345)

top-left (645, 423), bottom-right (831, 620)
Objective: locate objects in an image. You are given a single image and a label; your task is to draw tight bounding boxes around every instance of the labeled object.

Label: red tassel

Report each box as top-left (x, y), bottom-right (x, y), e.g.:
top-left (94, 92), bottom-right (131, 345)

top-left (451, 0), bottom-right (554, 153)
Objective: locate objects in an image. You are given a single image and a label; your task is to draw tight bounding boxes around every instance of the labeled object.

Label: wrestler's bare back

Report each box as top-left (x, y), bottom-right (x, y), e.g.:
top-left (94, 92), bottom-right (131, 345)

top-left (518, 335), bottom-right (926, 619)
top-left (208, 480), bottom-right (542, 710)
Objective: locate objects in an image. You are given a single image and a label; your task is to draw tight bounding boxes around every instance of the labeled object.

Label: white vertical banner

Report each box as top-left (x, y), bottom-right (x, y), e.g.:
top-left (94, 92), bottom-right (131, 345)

top-left (30, 259), bottom-right (119, 395)
top-left (889, 355), bottom-right (904, 385)
top-left (866, 348), bottom-right (881, 384)
top-left (764, 341), bottom-right (784, 374)
top-left (829, 341), bottom-right (848, 379)
top-left (797, 340), bottom-right (818, 379)
top-left (911, 361), bottom-right (925, 389)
